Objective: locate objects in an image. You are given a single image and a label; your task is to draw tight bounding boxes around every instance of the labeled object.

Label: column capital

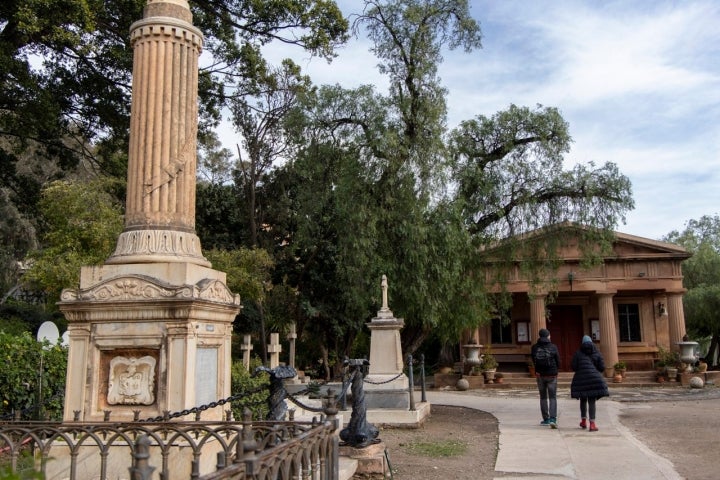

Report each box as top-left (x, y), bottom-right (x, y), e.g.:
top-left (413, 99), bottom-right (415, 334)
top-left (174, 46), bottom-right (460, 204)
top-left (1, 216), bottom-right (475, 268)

top-left (664, 289), bottom-right (687, 296)
top-left (596, 290), bottom-right (617, 297)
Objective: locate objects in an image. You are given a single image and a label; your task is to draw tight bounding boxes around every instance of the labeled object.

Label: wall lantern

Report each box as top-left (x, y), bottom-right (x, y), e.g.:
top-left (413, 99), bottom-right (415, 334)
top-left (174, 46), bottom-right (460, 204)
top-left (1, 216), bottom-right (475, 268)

top-left (657, 302), bottom-right (668, 317)
top-left (568, 271), bottom-right (575, 291)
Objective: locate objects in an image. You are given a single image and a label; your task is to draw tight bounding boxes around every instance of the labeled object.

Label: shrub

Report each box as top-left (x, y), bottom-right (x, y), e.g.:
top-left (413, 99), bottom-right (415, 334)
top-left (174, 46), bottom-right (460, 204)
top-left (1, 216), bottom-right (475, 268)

top-left (230, 357), bottom-right (270, 420)
top-left (0, 331), bottom-right (67, 420)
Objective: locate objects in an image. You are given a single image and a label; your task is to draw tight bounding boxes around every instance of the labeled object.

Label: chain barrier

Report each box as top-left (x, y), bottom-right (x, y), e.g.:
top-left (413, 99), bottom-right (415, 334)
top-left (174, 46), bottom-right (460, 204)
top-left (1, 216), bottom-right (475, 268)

top-left (285, 391), bottom-right (326, 413)
top-left (362, 370), bottom-right (406, 385)
top-left (138, 384), bottom-right (269, 422)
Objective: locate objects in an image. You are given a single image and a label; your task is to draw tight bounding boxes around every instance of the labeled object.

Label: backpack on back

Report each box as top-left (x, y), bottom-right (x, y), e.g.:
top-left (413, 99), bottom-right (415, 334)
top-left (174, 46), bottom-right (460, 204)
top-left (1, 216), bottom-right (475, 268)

top-left (534, 344), bottom-right (555, 370)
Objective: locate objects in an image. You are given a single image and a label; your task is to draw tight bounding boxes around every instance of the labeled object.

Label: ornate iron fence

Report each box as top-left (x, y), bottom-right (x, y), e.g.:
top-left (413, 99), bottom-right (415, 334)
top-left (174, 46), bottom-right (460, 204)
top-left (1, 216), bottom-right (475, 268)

top-left (0, 408), bottom-right (339, 480)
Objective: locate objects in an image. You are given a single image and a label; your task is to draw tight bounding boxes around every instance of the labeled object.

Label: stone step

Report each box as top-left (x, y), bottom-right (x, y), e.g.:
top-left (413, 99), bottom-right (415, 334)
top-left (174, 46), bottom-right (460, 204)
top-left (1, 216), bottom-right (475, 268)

top-left (456, 371), bottom-right (672, 389)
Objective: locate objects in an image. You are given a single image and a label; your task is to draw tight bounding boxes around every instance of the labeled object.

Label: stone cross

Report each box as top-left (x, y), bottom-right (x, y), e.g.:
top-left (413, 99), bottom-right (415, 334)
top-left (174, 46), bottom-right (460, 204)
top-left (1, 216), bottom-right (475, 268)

top-left (240, 334), bottom-right (253, 371)
top-left (268, 333), bottom-right (282, 369)
top-left (287, 323), bottom-right (297, 370)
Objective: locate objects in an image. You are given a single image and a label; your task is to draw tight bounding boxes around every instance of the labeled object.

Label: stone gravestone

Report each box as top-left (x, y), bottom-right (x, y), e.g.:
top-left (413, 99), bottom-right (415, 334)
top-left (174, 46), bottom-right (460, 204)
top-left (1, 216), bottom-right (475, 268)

top-left (364, 275), bottom-right (409, 409)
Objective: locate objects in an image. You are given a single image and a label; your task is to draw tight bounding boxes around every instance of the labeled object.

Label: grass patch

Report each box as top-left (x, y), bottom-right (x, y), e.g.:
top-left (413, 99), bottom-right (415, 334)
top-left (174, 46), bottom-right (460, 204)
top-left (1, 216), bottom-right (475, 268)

top-left (402, 439), bottom-right (468, 457)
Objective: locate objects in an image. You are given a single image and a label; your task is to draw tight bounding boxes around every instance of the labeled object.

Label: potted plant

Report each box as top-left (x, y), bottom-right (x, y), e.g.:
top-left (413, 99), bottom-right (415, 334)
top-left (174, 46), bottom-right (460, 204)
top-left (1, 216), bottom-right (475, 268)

top-left (656, 346), bottom-right (680, 381)
top-left (613, 361), bottom-right (627, 378)
top-left (494, 372), bottom-right (504, 384)
top-left (482, 348), bottom-right (498, 383)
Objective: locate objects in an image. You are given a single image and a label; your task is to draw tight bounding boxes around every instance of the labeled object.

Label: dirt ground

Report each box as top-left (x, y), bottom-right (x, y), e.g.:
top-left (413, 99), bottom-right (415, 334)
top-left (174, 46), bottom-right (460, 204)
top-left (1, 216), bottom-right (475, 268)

top-left (374, 405), bottom-right (498, 480)
top-left (373, 398), bottom-right (720, 480)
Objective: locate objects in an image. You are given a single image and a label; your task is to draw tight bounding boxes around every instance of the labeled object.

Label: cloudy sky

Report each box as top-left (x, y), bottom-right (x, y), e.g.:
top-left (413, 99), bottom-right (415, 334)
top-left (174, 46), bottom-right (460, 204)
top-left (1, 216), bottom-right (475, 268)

top-left (236, 0), bottom-right (720, 241)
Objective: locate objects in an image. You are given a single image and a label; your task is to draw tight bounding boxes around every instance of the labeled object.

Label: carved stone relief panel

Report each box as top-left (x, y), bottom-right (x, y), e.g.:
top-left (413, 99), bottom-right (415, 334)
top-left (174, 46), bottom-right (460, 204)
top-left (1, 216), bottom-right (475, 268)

top-left (107, 355), bottom-right (157, 405)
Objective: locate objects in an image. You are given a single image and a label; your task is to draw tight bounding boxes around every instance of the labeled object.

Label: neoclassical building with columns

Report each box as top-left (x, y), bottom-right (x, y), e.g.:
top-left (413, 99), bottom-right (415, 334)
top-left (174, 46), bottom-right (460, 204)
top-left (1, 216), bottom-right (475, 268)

top-left (472, 227), bottom-right (691, 377)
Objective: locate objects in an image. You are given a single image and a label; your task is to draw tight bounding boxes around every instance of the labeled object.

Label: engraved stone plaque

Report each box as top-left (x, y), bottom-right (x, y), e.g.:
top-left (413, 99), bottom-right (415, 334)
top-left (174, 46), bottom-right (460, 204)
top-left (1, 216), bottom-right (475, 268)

top-left (195, 347), bottom-right (218, 405)
top-left (107, 356), bottom-right (156, 405)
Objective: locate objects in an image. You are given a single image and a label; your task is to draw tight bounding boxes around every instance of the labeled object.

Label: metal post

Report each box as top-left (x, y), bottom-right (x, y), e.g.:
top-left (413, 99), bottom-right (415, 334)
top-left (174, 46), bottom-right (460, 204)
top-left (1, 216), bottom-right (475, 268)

top-left (420, 353), bottom-right (427, 403)
top-left (407, 354), bottom-right (416, 411)
top-left (129, 435), bottom-right (156, 480)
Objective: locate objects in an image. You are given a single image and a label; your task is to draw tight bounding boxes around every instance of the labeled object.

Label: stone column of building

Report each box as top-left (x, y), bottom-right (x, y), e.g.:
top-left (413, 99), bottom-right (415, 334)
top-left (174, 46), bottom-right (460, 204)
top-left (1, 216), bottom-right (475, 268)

top-left (107, 0), bottom-right (208, 267)
top-left (667, 291), bottom-right (687, 351)
top-left (597, 292), bottom-right (618, 377)
top-left (529, 293), bottom-right (547, 343)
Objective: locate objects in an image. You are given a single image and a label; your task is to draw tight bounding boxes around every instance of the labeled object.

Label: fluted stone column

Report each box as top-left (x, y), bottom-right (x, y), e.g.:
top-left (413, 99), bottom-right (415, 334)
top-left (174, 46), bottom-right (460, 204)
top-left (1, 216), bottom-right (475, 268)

top-left (529, 294), bottom-right (547, 343)
top-left (107, 0), bottom-right (208, 266)
top-left (667, 292), bottom-right (687, 351)
top-left (597, 292), bottom-right (618, 377)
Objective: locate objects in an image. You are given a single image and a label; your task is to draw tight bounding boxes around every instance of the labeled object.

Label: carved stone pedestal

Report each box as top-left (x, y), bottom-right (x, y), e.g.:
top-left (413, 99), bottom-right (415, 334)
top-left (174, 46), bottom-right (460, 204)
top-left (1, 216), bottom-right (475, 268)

top-left (59, 263), bottom-right (240, 422)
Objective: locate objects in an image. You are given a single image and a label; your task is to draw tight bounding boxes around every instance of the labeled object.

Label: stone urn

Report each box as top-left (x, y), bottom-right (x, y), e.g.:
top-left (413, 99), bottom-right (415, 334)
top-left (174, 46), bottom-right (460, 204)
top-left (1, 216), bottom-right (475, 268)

top-left (677, 341), bottom-right (699, 373)
top-left (463, 343), bottom-right (484, 368)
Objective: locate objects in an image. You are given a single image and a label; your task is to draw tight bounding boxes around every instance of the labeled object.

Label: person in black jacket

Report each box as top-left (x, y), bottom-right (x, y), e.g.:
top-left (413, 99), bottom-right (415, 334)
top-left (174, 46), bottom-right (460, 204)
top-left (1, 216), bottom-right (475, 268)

top-left (570, 335), bottom-right (610, 432)
top-left (531, 328), bottom-right (561, 428)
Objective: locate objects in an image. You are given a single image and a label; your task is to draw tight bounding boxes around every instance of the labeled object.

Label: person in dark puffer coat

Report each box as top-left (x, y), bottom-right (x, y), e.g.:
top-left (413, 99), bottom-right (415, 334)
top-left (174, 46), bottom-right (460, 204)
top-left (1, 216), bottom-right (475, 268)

top-left (570, 335), bottom-right (609, 432)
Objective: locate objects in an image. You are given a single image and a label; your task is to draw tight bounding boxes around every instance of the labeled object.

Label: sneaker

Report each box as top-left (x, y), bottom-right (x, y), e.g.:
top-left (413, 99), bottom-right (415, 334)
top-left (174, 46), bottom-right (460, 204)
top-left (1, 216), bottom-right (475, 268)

top-left (589, 421), bottom-right (598, 432)
top-left (549, 417), bottom-right (558, 429)
top-left (540, 418), bottom-right (551, 425)
top-left (579, 418), bottom-right (587, 429)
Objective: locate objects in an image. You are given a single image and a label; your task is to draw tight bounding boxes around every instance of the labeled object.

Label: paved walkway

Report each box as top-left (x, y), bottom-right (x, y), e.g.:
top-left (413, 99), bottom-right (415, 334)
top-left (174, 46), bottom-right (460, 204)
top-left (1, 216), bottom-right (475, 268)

top-left (425, 387), bottom-right (720, 480)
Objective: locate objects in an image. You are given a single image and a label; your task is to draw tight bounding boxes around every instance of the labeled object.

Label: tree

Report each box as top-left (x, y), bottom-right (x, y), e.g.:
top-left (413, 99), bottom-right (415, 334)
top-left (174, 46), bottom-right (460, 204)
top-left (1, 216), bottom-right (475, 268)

top-left (448, 105), bottom-right (633, 239)
top-left (664, 215), bottom-right (720, 366)
top-left (0, 0), bottom-right (349, 284)
top-left (231, 59), bottom-right (313, 247)
top-left (261, 0), bottom-right (632, 366)
top-left (22, 179), bottom-right (124, 307)
top-left (0, 0), bottom-right (348, 181)
top-left (0, 189), bottom-right (37, 298)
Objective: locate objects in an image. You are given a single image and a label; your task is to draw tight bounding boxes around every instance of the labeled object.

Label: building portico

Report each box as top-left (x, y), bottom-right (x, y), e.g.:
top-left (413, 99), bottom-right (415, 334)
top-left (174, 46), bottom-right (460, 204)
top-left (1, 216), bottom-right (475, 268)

top-left (473, 228), bottom-right (691, 377)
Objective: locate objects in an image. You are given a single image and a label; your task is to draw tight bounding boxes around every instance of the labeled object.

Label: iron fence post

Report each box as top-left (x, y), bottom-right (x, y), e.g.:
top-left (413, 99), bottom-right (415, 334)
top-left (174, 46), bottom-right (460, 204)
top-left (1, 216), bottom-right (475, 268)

top-left (420, 353), bottom-right (427, 403)
top-left (129, 434), bottom-right (155, 480)
top-left (407, 354), bottom-right (416, 411)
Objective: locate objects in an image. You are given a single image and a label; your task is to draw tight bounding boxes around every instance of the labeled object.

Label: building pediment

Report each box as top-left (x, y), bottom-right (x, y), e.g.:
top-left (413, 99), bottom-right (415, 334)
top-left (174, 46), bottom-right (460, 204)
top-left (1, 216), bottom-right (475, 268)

top-left (609, 231), bottom-right (690, 261)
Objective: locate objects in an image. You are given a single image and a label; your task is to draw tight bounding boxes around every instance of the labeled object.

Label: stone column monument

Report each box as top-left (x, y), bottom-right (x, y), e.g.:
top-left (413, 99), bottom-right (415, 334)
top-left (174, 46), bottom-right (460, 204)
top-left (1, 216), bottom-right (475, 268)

top-left (59, 0), bottom-right (240, 422)
top-left (364, 275), bottom-right (409, 409)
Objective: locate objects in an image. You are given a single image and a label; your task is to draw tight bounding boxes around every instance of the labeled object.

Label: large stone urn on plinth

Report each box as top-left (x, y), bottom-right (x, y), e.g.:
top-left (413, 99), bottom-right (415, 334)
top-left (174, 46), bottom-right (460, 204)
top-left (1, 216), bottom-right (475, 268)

top-left (364, 276), bottom-right (409, 409)
top-left (58, 0), bottom-right (240, 422)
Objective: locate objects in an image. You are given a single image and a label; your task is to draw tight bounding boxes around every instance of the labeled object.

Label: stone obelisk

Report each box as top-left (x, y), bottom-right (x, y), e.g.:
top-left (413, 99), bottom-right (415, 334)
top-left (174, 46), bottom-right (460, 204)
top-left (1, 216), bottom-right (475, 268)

top-left (59, 0), bottom-right (240, 422)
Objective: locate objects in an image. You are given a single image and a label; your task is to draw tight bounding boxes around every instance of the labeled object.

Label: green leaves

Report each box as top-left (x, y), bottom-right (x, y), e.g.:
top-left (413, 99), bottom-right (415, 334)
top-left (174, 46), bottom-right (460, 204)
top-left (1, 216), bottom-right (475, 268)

top-left (0, 330), bottom-right (68, 420)
top-left (22, 179), bottom-right (123, 305)
top-left (664, 215), bottom-right (720, 358)
top-left (449, 104), bottom-right (633, 237)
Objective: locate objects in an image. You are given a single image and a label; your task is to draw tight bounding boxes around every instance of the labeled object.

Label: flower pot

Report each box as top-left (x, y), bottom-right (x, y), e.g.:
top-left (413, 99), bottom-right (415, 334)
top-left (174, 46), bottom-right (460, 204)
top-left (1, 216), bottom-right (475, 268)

top-left (613, 373), bottom-right (623, 383)
top-left (484, 369), bottom-right (496, 384)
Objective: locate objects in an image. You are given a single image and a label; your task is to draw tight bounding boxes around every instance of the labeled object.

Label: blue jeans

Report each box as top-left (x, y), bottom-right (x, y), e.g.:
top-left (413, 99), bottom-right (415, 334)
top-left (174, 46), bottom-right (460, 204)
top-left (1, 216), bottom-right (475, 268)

top-left (536, 376), bottom-right (558, 420)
